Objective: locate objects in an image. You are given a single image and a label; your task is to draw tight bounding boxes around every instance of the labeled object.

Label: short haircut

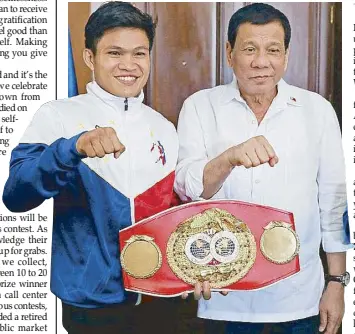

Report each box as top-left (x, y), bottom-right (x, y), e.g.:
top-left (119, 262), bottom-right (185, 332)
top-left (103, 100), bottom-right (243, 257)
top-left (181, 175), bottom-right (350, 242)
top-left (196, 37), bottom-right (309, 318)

top-left (228, 3), bottom-right (291, 50)
top-left (85, 1), bottom-right (155, 54)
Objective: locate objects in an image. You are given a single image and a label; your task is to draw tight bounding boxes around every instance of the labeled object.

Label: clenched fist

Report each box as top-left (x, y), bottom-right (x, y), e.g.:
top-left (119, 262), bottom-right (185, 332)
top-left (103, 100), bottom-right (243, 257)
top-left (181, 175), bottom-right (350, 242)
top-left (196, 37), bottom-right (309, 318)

top-left (227, 136), bottom-right (278, 168)
top-left (76, 127), bottom-right (125, 159)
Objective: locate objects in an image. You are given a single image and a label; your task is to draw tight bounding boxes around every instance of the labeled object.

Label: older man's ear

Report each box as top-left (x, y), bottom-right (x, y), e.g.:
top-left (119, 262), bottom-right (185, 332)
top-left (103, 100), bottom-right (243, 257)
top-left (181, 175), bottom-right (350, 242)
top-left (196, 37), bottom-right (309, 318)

top-left (284, 48), bottom-right (290, 72)
top-left (226, 41), bottom-right (233, 68)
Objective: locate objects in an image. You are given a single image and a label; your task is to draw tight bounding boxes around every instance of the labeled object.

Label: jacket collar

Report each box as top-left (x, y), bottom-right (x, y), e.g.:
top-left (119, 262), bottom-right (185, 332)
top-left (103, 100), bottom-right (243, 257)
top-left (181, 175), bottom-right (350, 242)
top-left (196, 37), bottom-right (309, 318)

top-left (86, 81), bottom-right (145, 111)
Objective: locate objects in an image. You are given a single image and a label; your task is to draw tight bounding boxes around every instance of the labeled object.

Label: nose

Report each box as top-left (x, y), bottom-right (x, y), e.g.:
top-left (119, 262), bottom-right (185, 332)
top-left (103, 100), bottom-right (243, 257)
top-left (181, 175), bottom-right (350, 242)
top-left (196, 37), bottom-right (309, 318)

top-left (251, 50), bottom-right (270, 68)
top-left (118, 54), bottom-right (137, 71)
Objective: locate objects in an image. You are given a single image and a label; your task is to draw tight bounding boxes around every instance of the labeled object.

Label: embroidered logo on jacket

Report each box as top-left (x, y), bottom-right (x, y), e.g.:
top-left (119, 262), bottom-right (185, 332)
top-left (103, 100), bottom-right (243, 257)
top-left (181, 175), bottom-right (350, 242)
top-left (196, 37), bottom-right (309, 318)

top-left (151, 140), bottom-right (166, 166)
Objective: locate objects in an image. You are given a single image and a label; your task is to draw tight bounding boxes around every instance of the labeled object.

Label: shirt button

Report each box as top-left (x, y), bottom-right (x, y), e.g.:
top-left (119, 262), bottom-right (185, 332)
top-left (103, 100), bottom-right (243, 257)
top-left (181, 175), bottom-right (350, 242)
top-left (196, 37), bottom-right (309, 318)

top-left (255, 179), bottom-right (261, 184)
top-left (252, 120), bottom-right (257, 124)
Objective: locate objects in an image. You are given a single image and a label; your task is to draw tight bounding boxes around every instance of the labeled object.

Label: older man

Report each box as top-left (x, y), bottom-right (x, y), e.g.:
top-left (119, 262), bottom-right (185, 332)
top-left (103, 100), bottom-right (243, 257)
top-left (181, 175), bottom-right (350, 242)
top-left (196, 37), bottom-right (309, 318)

top-left (175, 3), bottom-right (349, 334)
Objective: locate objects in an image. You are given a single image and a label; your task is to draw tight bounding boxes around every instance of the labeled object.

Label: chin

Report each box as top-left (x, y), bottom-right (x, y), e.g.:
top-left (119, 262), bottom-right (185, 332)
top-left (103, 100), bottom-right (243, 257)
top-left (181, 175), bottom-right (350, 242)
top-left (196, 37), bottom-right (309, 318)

top-left (123, 90), bottom-right (141, 98)
top-left (252, 84), bottom-right (276, 95)
top-left (110, 87), bottom-right (139, 98)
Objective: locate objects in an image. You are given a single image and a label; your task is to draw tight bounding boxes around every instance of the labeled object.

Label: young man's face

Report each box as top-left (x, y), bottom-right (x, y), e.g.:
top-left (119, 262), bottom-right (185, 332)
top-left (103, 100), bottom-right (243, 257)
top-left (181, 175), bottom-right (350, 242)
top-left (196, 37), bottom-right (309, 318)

top-left (84, 27), bottom-right (150, 98)
top-left (227, 21), bottom-right (289, 97)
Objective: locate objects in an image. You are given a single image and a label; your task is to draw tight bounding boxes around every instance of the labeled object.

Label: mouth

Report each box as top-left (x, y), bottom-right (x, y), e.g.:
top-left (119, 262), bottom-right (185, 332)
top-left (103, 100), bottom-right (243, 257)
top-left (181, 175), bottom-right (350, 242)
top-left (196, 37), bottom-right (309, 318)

top-left (250, 75), bottom-right (272, 83)
top-left (115, 76), bottom-right (139, 86)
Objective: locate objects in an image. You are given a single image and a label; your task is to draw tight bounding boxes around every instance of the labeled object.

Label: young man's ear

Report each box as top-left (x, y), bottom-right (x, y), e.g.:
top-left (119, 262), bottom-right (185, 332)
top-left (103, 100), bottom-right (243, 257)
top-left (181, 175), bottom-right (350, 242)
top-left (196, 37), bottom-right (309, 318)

top-left (83, 48), bottom-right (95, 71)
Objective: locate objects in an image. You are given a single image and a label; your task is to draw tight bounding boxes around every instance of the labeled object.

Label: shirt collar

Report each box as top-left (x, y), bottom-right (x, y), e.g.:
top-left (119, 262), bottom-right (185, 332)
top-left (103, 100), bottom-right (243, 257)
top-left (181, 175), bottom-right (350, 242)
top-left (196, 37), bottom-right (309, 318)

top-left (86, 81), bottom-right (145, 110)
top-left (221, 75), bottom-right (303, 109)
top-left (221, 74), bottom-right (241, 104)
top-left (273, 79), bottom-right (303, 109)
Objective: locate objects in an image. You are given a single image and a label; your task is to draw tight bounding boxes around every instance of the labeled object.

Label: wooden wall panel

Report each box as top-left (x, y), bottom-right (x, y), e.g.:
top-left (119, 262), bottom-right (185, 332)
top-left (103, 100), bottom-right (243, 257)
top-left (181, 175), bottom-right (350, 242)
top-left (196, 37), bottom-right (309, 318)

top-left (218, 2), bottom-right (245, 85)
top-left (147, 3), bottom-right (217, 125)
top-left (68, 2), bottom-right (91, 95)
top-left (266, 2), bottom-right (312, 91)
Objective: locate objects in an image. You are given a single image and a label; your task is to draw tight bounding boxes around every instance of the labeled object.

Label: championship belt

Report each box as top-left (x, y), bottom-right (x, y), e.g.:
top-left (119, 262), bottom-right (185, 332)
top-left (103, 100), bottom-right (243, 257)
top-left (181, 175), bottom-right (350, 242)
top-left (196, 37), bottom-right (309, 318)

top-left (119, 200), bottom-right (300, 296)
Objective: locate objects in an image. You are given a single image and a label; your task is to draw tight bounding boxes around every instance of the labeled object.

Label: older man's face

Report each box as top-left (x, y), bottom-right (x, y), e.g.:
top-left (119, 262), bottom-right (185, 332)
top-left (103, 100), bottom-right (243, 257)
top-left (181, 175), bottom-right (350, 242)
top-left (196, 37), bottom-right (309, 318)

top-left (227, 21), bottom-right (288, 97)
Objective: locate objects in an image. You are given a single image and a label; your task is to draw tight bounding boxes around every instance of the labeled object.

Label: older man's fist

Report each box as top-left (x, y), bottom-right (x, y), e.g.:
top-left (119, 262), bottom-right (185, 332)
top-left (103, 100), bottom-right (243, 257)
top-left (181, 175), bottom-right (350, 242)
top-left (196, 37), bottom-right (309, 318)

top-left (227, 135), bottom-right (278, 169)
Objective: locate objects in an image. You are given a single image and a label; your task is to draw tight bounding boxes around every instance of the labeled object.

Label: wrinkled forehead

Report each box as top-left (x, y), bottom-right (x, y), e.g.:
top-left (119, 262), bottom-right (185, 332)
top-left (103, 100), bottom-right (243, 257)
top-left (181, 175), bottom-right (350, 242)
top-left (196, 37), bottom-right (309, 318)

top-left (235, 21), bottom-right (285, 46)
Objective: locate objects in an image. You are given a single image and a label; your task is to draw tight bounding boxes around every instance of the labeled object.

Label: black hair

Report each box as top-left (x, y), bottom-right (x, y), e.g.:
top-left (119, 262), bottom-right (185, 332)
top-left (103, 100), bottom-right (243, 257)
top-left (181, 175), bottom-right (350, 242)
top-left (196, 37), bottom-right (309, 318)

top-left (228, 3), bottom-right (291, 50)
top-left (85, 1), bottom-right (155, 54)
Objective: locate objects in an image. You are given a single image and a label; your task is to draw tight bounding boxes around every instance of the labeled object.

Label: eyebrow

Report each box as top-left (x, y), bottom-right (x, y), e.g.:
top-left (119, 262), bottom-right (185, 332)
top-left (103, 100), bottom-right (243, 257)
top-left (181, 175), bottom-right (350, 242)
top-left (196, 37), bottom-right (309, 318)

top-left (266, 41), bottom-right (283, 47)
top-left (105, 46), bottom-right (149, 51)
top-left (240, 40), bottom-right (284, 49)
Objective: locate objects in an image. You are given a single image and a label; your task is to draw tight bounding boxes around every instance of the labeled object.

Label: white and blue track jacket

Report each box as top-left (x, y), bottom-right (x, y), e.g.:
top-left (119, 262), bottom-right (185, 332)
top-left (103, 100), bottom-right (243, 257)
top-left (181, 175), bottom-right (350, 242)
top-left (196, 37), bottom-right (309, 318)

top-left (3, 82), bottom-right (178, 308)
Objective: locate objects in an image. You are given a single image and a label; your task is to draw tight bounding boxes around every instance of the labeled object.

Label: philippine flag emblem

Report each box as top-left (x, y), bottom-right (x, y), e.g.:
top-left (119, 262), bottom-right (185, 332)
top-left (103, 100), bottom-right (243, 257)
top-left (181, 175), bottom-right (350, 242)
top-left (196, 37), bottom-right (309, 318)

top-left (151, 140), bottom-right (166, 166)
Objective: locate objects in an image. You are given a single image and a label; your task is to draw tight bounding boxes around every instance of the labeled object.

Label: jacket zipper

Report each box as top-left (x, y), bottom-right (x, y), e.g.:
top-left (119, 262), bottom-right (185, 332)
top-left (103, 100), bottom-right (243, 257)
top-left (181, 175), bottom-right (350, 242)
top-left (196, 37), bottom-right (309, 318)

top-left (124, 97), bottom-right (128, 111)
top-left (124, 97), bottom-right (141, 304)
top-left (124, 98), bottom-right (135, 224)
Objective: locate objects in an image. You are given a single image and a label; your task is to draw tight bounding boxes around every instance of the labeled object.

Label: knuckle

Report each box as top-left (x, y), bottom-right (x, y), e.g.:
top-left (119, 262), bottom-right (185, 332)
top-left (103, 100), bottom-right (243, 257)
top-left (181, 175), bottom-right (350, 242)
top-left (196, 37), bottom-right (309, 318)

top-left (95, 149), bottom-right (104, 157)
top-left (254, 136), bottom-right (263, 143)
top-left (329, 315), bottom-right (338, 322)
top-left (103, 143), bottom-right (113, 153)
top-left (104, 147), bottom-right (113, 154)
top-left (107, 127), bottom-right (118, 137)
top-left (238, 143), bottom-right (245, 151)
top-left (95, 127), bottom-right (104, 135)
top-left (258, 135), bottom-right (266, 140)
top-left (249, 137), bottom-right (257, 145)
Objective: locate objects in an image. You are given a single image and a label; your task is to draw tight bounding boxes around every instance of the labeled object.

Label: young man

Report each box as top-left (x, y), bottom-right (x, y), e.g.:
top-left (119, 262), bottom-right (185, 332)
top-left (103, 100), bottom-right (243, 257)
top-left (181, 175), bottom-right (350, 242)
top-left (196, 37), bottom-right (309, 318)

top-left (3, 2), bottom-right (178, 333)
top-left (176, 3), bottom-right (349, 334)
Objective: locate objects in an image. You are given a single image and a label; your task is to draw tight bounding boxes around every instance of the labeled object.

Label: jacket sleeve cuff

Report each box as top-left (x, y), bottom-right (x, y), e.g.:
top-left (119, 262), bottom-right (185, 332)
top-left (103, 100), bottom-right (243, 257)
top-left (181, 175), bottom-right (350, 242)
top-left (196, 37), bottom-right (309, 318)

top-left (322, 231), bottom-right (353, 253)
top-left (54, 132), bottom-right (87, 168)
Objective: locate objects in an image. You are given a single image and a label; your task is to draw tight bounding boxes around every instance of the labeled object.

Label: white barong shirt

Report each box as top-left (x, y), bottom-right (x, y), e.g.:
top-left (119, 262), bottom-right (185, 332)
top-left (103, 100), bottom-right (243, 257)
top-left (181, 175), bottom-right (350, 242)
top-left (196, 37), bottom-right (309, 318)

top-left (175, 78), bottom-right (349, 322)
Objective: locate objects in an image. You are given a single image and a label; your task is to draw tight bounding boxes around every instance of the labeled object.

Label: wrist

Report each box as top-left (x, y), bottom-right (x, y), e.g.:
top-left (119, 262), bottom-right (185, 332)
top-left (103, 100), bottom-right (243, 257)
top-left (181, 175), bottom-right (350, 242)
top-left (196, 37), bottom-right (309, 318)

top-left (326, 281), bottom-right (345, 291)
top-left (223, 147), bottom-right (237, 170)
top-left (325, 271), bottom-right (350, 287)
top-left (75, 137), bottom-right (84, 155)
top-left (75, 132), bottom-right (88, 157)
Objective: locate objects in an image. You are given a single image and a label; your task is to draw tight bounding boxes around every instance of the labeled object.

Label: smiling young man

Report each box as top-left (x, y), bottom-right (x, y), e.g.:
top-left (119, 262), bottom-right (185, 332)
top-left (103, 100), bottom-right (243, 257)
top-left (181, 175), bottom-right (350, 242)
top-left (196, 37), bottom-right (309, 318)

top-left (175, 3), bottom-right (349, 334)
top-left (3, 2), bottom-right (178, 333)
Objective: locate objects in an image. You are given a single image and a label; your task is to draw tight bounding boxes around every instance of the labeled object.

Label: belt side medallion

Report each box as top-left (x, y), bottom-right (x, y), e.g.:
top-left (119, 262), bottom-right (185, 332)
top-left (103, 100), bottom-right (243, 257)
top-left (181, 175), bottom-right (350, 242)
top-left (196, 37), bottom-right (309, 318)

top-left (260, 221), bottom-right (300, 264)
top-left (121, 235), bottom-right (162, 279)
